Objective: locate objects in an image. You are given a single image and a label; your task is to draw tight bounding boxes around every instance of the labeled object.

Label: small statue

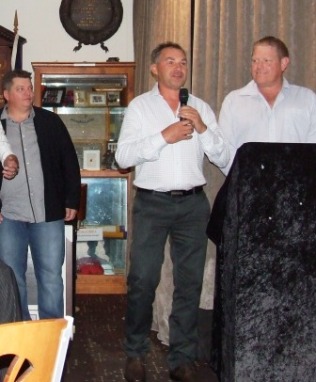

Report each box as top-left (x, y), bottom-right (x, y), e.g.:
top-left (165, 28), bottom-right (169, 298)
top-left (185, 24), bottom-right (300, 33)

top-left (103, 149), bottom-right (114, 169)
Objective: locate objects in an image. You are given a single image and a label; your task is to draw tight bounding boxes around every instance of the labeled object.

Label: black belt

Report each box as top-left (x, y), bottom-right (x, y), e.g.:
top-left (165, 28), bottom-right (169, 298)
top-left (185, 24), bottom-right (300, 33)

top-left (137, 186), bottom-right (204, 197)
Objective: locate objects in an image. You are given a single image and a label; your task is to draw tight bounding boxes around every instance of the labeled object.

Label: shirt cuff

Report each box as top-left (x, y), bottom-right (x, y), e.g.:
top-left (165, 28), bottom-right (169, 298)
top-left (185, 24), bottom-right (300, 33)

top-left (1, 151), bottom-right (14, 164)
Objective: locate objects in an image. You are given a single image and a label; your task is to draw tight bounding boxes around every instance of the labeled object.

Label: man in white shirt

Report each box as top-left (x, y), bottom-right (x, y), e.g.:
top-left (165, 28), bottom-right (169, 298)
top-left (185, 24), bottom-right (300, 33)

top-left (116, 42), bottom-right (229, 382)
top-left (220, 36), bottom-right (316, 175)
top-left (0, 121), bottom-right (19, 181)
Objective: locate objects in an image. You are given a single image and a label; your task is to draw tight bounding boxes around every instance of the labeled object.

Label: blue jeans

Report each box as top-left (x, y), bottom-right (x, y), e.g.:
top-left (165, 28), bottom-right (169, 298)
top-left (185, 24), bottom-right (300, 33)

top-left (0, 217), bottom-right (65, 320)
top-left (124, 190), bottom-right (210, 370)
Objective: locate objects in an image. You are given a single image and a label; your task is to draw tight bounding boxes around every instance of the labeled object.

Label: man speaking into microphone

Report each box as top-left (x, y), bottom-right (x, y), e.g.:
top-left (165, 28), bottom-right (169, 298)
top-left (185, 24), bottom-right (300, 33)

top-left (116, 41), bottom-right (229, 382)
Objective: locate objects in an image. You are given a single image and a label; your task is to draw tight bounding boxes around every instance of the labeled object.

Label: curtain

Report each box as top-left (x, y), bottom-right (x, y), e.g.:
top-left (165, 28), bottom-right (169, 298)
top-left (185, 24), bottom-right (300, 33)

top-left (133, 0), bottom-right (316, 345)
top-left (133, 0), bottom-right (192, 96)
top-left (192, 0), bottom-right (316, 115)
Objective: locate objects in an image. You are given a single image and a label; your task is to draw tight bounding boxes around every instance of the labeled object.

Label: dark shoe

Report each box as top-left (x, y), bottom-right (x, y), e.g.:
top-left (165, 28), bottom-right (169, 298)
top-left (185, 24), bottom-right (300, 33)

top-left (169, 362), bottom-right (198, 381)
top-left (124, 357), bottom-right (146, 382)
top-left (195, 361), bottom-right (219, 381)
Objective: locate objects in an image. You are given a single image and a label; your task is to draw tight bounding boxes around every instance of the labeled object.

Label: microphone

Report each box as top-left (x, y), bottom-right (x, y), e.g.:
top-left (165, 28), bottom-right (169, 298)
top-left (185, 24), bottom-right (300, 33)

top-left (179, 88), bottom-right (189, 121)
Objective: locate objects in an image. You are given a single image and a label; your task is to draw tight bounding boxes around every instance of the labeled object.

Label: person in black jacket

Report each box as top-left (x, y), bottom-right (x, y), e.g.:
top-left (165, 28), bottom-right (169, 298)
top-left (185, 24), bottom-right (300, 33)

top-left (0, 69), bottom-right (81, 320)
top-left (0, 259), bottom-right (22, 323)
top-left (0, 259), bottom-right (22, 381)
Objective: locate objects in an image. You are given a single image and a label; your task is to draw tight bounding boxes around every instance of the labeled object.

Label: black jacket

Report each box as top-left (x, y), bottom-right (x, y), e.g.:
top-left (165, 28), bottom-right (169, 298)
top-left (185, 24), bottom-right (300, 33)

top-left (0, 259), bottom-right (22, 323)
top-left (0, 106), bottom-right (81, 222)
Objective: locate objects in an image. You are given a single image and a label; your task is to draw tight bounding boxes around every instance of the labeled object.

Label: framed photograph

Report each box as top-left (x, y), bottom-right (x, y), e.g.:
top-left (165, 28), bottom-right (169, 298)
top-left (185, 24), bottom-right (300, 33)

top-left (83, 150), bottom-right (101, 170)
top-left (89, 93), bottom-right (107, 106)
top-left (42, 87), bottom-right (65, 107)
top-left (106, 91), bottom-right (121, 106)
top-left (74, 90), bottom-right (87, 107)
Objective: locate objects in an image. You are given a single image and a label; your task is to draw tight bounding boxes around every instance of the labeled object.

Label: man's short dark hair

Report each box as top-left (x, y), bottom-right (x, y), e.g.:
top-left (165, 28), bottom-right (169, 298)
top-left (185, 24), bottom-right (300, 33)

top-left (150, 42), bottom-right (186, 64)
top-left (252, 36), bottom-right (289, 59)
top-left (2, 69), bottom-right (32, 91)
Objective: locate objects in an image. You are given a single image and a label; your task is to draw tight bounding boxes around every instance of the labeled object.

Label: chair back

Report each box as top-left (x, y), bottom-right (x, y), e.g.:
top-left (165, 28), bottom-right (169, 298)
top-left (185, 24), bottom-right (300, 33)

top-left (0, 315), bottom-right (73, 382)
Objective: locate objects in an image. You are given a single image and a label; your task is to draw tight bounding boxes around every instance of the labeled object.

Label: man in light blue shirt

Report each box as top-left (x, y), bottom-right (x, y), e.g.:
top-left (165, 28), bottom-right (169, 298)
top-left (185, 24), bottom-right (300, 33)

top-left (220, 36), bottom-right (316, 175)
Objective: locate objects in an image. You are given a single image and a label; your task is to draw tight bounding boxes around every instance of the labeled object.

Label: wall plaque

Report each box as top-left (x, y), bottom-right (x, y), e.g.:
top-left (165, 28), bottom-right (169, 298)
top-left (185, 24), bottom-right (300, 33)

top-left (59, 0), bottom-right (123, 52)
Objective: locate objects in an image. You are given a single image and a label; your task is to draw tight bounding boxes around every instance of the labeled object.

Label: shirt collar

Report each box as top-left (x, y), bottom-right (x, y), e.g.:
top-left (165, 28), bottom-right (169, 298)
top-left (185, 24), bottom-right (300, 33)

top-left (149, 82), bottom-right (161, 96)
top-left (240, 77), bottom-right (290, 96)
top-left (1, 106), bottom-right (35, 122)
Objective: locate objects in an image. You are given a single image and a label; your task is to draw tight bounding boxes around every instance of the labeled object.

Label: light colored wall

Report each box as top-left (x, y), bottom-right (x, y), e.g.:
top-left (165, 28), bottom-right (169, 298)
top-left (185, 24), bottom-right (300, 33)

top-left (0, 0), bottom-right (134, 74)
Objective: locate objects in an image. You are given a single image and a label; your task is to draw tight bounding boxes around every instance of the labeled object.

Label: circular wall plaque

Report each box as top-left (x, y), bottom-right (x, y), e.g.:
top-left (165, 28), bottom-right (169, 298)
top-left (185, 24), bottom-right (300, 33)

top-left (59, 0), bottom-right (123, 52)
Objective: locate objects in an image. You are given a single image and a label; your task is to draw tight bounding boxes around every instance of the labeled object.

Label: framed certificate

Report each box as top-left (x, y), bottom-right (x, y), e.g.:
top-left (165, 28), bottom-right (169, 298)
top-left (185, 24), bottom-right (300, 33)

top-left (83, 150), bottom-right (101, 170)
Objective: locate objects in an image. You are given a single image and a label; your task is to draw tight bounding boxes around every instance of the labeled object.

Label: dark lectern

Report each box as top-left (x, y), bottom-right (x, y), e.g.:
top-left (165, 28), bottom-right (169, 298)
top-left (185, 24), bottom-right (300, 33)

top-left (209, 143), bottom-right (316, 382)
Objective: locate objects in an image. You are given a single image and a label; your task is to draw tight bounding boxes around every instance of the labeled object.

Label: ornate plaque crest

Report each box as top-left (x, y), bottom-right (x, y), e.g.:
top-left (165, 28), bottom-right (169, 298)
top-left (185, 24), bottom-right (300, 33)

top-left (59, 0), bottom-right (123, 52)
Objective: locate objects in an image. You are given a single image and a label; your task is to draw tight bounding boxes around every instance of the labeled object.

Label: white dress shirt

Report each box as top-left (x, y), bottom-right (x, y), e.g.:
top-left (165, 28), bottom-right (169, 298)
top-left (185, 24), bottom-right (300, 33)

top-left (219, 78), bottom-right (316, 175)
top-left (0, 120), bottom-right (14, 163)
top-left (115, 83), bottom-right (229, 191)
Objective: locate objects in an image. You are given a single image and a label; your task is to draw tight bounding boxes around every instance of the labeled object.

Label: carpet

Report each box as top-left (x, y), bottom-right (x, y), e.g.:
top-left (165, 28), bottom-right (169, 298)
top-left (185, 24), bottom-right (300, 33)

top-left (62, 294), bottom-right (217, 382)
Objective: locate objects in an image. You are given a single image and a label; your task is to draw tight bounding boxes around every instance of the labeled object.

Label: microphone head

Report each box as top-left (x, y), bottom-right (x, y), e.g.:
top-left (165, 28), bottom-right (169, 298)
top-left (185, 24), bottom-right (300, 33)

top-left (179, 88), bottom-right (189, 106)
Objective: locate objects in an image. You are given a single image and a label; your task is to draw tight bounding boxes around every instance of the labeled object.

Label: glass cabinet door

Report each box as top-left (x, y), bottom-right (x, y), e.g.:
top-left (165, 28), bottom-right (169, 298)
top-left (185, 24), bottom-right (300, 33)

top-left (40, 73), bottom-right (127, 170)
top-left (78, 177), bottom-right (128, 275)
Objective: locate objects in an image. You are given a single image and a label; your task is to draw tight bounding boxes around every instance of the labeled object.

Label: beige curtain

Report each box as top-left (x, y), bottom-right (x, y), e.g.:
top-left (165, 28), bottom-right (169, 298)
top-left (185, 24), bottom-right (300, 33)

top-left (133, 0), bottom-right (316, 345)
top-left (192, 0), bottom-right (316, 115)
top-left (134, 0), bottom-right (316, 109)
top-left (133, 0), bottom-right (192, 96)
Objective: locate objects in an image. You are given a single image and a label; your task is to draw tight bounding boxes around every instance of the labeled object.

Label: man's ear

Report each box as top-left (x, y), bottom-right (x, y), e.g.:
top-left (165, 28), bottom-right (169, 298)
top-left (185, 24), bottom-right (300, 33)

top-left (281, 57), bottom-right (290, 72)
top-left (150, 63), bottom-right (158, 79)
top-left (3, 90), bottom-right (9, 102)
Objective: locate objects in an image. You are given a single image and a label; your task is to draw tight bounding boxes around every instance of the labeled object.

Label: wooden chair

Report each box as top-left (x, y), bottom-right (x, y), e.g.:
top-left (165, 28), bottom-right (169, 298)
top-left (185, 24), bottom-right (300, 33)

top-left (0, 315), bottom-right (73, 382)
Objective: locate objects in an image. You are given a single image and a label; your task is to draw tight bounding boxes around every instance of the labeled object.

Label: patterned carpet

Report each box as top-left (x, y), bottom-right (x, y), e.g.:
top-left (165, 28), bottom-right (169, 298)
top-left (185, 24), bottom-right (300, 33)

top-left (62, 294), bottom-right (218, 382)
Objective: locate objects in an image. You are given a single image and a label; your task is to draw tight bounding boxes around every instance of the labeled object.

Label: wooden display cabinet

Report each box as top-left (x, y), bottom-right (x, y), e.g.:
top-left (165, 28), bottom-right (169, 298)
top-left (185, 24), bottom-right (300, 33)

top-left (32, 62), bottom-right (135, 294)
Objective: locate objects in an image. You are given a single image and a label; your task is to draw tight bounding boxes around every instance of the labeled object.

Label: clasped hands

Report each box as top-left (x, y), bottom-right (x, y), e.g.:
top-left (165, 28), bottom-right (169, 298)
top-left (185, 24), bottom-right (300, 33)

top-left (162, 105), bottom-right (207, 144)
top-left (3, 154), bottom-right (19, 180)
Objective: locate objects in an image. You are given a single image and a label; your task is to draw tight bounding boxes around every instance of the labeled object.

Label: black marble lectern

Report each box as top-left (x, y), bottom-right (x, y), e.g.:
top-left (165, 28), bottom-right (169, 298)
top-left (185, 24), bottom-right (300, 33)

top-left (208, 142), bottom-right (316, 382)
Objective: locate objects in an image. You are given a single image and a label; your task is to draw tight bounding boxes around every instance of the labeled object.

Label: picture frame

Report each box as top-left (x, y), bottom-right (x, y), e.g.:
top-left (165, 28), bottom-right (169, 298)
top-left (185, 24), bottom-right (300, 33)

top-left (89, 93), bottom-right (107, 106)
top-left (74, 142), bottom-right (105, 170)
top-left (106, 91), bottom-right (121, 106)
top-left (42, 87), bottom-right (66, 107)
top-left (74, 90), bottom-right (87, 107)
top-left (83, 150), bottom-right (101, 170)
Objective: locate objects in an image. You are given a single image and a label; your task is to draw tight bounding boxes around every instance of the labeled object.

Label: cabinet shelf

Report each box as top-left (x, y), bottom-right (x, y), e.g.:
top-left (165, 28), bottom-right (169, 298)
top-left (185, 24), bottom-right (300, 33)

top-left (42, 73), bottom-right (127, 88)
top-left (32, 62), bottom-right (135, 294)
top-left (76, 274), bottom-right (127, 294)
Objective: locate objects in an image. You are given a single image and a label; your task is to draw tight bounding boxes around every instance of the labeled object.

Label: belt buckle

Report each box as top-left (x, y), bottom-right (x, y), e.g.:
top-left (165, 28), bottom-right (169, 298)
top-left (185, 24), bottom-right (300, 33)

top-left (170, 190), bottom-right (185, 196)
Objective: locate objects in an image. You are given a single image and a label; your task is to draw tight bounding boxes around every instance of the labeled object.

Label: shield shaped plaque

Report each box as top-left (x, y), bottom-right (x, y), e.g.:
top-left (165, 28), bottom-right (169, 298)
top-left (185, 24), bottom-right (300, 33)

top-left (59, 0), bottom-right (123, 52)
